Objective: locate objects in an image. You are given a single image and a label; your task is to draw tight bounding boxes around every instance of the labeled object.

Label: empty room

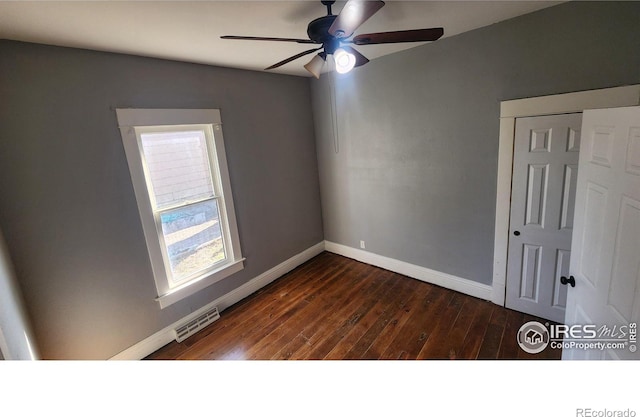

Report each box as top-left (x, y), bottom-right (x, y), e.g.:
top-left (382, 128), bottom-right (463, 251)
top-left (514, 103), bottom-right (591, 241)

top-left (1, 0), bottom-right (639, 374)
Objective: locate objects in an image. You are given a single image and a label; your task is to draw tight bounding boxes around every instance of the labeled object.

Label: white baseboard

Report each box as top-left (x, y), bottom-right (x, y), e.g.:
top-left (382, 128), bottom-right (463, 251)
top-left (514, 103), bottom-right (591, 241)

top-left (112, 240), bottom-right (495, 359)
top-left (110, 241), bottom-right (325, 360)
top-left (324, 241), bottom-right (493, 302)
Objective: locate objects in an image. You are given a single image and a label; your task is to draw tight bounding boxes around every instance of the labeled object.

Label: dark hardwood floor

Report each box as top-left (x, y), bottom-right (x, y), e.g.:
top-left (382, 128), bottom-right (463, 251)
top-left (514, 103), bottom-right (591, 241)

top-left (146, 252), bottom-right (561, 360)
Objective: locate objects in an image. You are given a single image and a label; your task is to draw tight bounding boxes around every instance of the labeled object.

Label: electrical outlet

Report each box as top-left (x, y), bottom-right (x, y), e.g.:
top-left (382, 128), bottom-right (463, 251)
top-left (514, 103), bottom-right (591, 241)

top-left (360, 240), bottom-right (366, 249)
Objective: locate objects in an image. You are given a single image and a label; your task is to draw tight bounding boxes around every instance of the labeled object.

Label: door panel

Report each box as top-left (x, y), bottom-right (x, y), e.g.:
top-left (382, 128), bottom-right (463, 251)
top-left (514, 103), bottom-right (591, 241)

top-left (567, 128), bottom-right (581, 152)
top-left (564, 106), bottom-right (640, 360)
top-left (607, 196), bottom-right (640, 321)
top-left (552, 249), bottom-right (570, 308)
top-left (559, 164), bottom-right (578, 230)
top-left (626, 128), bottom-right (640, 174)
top-left (519, 244), bottom-right (542, 300)
top-left (525, 164), bottom-right (548, 226)
top-left (506, 113), bottom-right (582, 322)
top-left (579, 183), bottom-right (607, 287)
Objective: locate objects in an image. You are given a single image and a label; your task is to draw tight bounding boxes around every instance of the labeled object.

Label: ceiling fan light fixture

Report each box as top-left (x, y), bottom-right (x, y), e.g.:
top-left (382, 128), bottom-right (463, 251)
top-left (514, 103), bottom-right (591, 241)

top-left (334, 47), bottom-right (356, 74)
top-left (304, 53), bottom-right (327, 79)
top-left (222, 0), bottom-right (444, 76)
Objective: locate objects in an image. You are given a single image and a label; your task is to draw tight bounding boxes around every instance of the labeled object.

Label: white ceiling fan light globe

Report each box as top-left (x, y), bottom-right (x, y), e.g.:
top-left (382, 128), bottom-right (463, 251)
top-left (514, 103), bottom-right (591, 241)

top-left (304, 54), bottom-right (326, 79)
top-left (334, 48), bottom-right (356, 74)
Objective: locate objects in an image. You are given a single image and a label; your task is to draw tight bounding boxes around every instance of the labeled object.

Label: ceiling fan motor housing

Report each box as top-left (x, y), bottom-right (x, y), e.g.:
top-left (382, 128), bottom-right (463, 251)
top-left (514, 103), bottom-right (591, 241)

top-left (308, 15), bottom-right (337, 41)
top-left (307, 15), bottom-right (341, 54)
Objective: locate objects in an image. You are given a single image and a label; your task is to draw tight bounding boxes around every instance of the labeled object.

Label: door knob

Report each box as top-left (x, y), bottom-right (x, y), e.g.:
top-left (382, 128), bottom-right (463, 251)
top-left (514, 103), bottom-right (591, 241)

top-left (513, 231), bottom-right (520, 236)
top-left (561, 275), bottom-right (576, 287)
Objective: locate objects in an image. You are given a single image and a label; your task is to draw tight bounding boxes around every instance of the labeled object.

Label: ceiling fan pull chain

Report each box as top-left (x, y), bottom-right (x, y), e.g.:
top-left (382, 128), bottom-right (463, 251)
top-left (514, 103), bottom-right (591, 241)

top-left (329, 62), bottom-right (340, 154)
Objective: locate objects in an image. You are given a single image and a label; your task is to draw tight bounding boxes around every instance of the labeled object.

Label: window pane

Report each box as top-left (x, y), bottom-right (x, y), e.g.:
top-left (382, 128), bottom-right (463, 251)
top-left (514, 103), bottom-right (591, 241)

top-left (140, 130), bottom-right (214, 209)
top-left (160, 199), bottom-right (226, 283)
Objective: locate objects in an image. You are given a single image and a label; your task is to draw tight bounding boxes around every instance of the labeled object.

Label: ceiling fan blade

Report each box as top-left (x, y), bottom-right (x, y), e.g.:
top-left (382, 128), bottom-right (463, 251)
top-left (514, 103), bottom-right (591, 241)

top-left (328, 0), bottom-right (385, 39)
top-left (340, 46), bottom-right (369, 68)
top-left (351, 28), bottom-right (444, 45)
top-left (265, 47), bottom-right (323, 70)
top-left (221, 35), bottom-right (316, 44)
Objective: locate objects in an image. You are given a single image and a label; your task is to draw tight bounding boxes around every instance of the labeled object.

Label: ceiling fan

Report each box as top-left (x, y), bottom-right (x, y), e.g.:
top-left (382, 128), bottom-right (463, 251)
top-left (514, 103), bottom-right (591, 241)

top-left (221, 0), bottom-right (444, 78)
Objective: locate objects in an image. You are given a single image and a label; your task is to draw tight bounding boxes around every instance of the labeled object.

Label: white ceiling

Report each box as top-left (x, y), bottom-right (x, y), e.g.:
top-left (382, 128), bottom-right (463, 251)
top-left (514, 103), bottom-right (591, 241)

top-left (0, 1), bottom-right (562, 77)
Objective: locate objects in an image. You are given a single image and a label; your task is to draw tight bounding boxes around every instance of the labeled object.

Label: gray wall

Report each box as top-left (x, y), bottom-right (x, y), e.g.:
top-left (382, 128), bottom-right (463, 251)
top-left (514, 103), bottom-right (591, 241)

top-left (0, 41), bottom-right (323, 359)
top-left (311, 1), bottom-right (640, 285)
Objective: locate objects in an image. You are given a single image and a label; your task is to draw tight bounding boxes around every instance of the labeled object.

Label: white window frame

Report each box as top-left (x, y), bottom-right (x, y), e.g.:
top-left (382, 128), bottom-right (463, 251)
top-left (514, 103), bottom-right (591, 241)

top-left (116, 109), bottom-right (244, 308)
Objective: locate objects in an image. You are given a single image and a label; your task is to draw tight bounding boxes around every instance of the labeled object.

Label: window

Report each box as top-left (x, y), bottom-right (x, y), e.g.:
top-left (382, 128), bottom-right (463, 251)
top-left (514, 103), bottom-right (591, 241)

top-left (116, 109), bottom-right (243, 308)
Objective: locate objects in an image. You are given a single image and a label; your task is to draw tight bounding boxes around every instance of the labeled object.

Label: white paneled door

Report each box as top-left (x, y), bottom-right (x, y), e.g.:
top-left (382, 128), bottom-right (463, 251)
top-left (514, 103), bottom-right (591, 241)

top-left (506, 113), bottom-right (582, 322)
top-left (563, 106), bottom-right (640, 360)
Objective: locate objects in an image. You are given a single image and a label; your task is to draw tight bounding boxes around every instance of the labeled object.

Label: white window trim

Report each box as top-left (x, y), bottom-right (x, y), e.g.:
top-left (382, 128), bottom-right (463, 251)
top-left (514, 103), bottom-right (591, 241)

top-left (116, 109), bottom-right (244, 308)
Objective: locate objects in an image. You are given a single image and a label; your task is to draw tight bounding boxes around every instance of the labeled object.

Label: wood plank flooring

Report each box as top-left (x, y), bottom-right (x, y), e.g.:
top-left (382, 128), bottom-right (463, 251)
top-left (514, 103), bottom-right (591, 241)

top-left (145, 252), bottom-right (561, 360)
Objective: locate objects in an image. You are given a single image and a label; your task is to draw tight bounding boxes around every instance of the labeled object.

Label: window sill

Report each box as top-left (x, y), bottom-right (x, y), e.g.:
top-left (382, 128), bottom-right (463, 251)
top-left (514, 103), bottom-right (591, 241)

top-left (155, 258), bottom-right (245, 309)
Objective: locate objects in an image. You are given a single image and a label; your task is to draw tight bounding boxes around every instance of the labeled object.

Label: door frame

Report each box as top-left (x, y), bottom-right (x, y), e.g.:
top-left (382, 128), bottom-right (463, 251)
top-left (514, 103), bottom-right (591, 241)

top-left (492, 85), bottom-right (640, 306)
